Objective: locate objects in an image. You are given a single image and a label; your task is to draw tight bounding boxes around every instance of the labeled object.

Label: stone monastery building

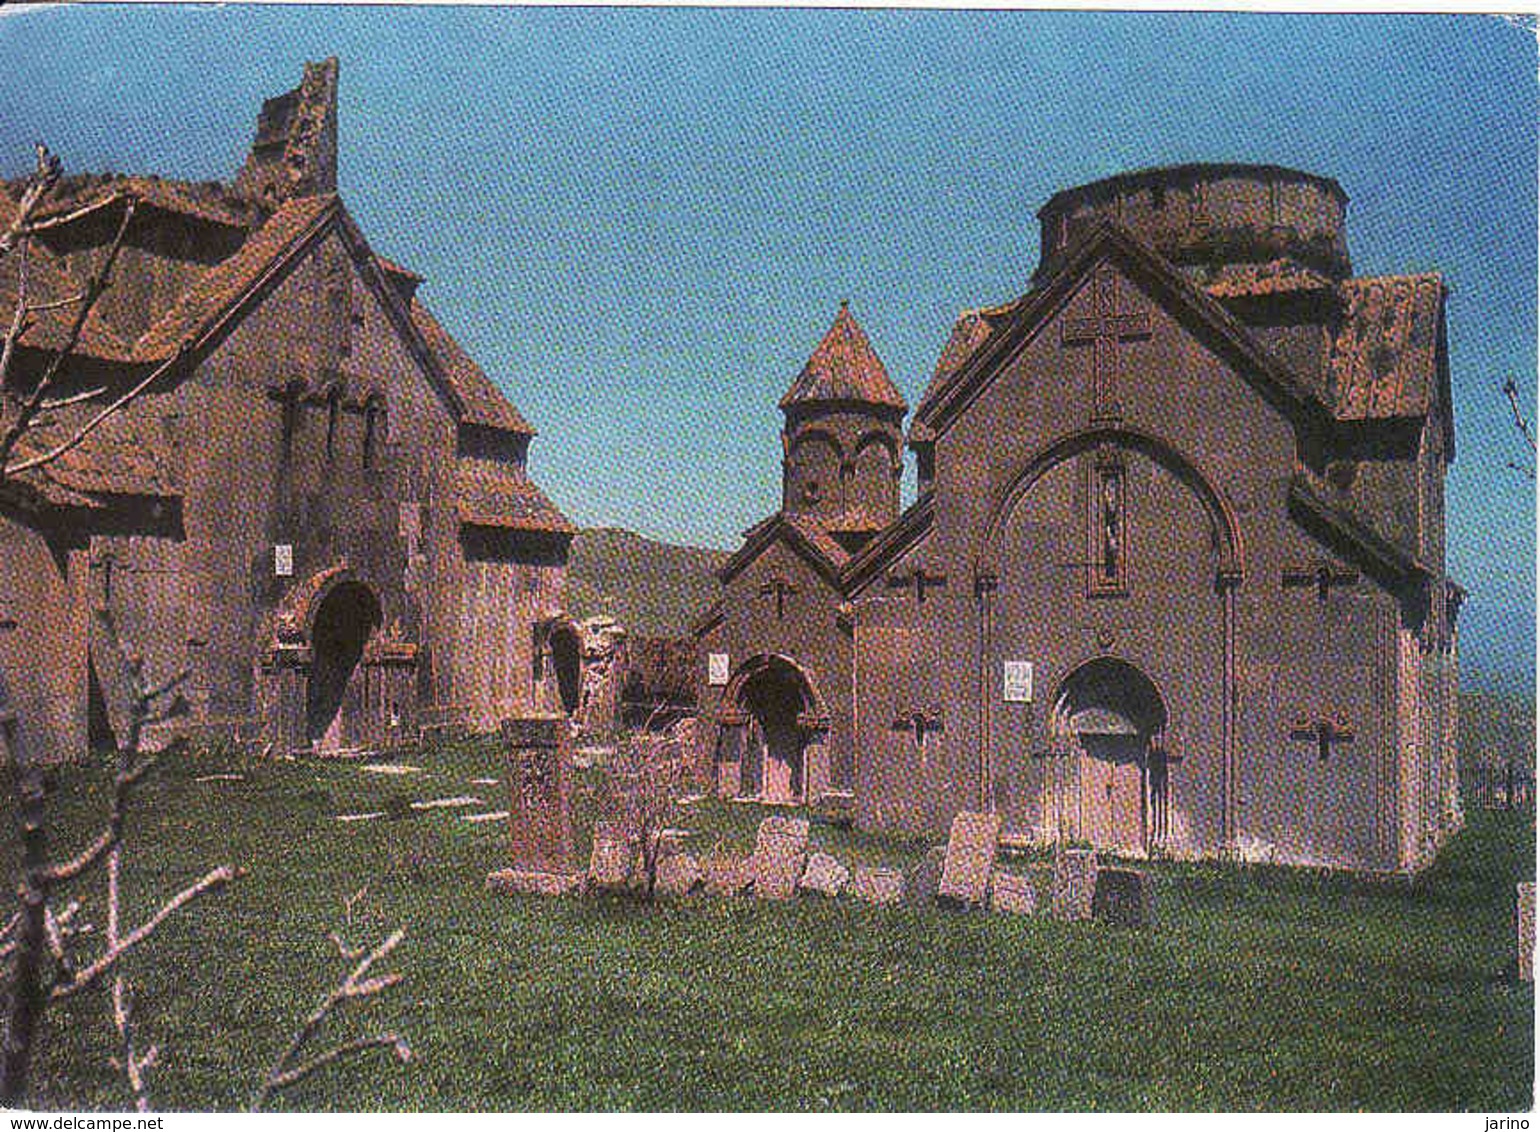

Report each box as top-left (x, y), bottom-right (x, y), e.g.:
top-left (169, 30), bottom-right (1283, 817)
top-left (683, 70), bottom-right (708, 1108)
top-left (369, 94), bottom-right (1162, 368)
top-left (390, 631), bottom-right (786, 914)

top-left (697, 163), bottom-right (1461, 872)
top-left (0, 60), bottom-right (579, 764)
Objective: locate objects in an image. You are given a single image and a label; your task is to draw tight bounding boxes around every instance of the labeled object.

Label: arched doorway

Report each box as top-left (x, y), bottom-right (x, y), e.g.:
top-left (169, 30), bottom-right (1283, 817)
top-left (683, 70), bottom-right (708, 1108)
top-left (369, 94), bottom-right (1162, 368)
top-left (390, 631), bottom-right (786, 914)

top-left (1048, 658), bottom-right (1168, 854)
top-left (549, 626), bottom-right (582, 717)
top-left (306, 580), bottom-right (382, 752)
top-left (718, 655), bottom-right (823, 804)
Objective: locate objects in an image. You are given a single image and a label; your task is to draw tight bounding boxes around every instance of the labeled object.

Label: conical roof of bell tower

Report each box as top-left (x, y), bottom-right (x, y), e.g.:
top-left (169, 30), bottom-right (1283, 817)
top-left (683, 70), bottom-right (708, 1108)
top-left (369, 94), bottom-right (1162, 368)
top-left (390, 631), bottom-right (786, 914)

top-left (778, 301), bottom-right (907, 412)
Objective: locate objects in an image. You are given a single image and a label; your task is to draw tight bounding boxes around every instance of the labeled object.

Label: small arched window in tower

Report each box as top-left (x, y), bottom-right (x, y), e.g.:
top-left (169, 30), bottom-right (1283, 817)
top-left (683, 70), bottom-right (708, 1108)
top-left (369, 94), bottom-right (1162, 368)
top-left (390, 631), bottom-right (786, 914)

top-left (362, 396), bottom-right (386, 470)
top-left (1088, 451), bottom-right (1128, 596)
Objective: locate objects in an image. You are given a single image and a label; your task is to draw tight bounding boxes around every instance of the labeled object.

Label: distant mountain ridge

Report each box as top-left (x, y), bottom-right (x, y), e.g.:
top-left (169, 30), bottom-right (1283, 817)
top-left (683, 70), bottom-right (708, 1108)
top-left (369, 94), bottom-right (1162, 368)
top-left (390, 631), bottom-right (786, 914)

top-left (564, 527), bottom-right (726, 638)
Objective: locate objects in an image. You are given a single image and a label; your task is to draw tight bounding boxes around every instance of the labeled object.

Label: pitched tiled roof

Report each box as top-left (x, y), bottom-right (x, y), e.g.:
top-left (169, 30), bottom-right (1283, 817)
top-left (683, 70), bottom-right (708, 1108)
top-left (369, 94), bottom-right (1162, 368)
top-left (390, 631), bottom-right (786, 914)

top-left (455, 460), bottom-right (574, 534)
top-left (408, 298), bottom-right (535, 436)
top-left (10, 403), bottom-right (180, 504)
top-left (779, 302), bottom-right (906, 412)
top-left (1327, 274), bottom-right (1445, 421)
top-left (784, 513), bottom-right (851, 568)
top-left (1201, 258), bottom-right (1336, 299)
top-left (26, 176), bottom-right (253, 231)
top-left (135, 194), bottom-right (335, 361)
top-left (720, 510), bottom-right (850, 587)
top-left (911, 306), bottom-right (1007, 439)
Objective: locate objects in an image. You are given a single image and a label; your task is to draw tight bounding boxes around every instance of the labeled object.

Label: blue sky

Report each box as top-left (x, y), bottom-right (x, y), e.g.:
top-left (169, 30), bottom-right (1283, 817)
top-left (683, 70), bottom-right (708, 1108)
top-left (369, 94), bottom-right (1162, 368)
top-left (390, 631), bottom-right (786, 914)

top-left (1, 6), bottom-right (1534, 691)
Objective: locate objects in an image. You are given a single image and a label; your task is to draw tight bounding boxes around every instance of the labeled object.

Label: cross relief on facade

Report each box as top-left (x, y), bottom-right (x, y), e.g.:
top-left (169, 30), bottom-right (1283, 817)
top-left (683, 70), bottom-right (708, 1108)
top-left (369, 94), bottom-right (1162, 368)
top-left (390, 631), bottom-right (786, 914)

top-left (886, 567), bottom-right (947, 605)
top-left (1282, 561), bottom-right (1360, 601)
top-left (891, 709), bottom-right (944, 750)
top-left (759, 575), bottom-right (799, 620)
top-left (1289, 714), bottom-right (1356, 762)
top-left (1061, 267), bottom-right (1152, 422)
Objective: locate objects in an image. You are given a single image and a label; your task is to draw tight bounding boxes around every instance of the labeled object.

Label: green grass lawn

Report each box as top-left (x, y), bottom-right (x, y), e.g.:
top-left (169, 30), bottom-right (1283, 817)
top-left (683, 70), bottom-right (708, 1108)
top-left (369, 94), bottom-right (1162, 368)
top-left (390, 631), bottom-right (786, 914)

top-left (3, 738), bottom-right (1533, 1112)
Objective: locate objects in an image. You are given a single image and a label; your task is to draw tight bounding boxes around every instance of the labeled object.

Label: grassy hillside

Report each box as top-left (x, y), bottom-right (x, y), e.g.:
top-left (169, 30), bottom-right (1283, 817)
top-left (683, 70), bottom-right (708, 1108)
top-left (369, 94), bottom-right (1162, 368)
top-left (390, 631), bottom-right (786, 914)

top-left (565, 527), bottom-right (727, 638)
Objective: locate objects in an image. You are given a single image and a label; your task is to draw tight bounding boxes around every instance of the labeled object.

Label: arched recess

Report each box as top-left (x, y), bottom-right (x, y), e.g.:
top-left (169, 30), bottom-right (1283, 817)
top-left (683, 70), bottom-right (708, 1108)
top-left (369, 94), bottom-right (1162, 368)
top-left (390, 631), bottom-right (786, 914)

top-left (306, 579), bottom-right (383, 750)
top-left (715, 654), bottom-right (829, 804)
top-left (1046, 657), bottom-right (1170, 854)
top-left (851, 430), bottom-right (900, 514)
top-left (549, 623), bottom-right (582, 717)
top-left (968, 426), bottom-right (1244, 849)
top-left (974, 425), bottom-right (1245, 584)
top-left (785, 430), bottom-right (844, 514)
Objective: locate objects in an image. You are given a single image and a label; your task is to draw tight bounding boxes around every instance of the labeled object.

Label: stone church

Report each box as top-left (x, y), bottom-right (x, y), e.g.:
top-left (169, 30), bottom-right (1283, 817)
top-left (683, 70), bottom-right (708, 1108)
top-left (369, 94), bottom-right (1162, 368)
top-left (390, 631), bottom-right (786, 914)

top-left (696, 163), bottom-right (1461, 872)
top-left (0, 60), bottom-right (581, 764)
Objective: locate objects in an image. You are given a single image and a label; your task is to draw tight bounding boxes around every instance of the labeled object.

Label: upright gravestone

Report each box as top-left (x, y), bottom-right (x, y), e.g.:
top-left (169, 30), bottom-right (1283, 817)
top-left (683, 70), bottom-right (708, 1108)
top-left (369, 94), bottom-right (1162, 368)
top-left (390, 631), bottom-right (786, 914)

top-left (1052, 846), bottom-right (1098, 921)
top-left (1519, 882), bottom-right (1535, 983)
top-left (751, 816), bottom-right (810, 900)
top-left (937, 812), bottom-right (1001, 909)
top-left (589, 820), bottom-right (636, 892)
top-left (486, 715), bottom-right (585, 897)
top-left (989, 870), bottom-right (1038, 916)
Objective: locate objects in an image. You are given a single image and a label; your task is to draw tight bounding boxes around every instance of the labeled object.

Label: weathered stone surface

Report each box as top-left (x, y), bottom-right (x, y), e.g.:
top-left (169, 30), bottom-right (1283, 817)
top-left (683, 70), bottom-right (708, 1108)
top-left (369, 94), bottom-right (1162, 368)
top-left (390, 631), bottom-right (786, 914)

top-left (989, 870), bottom-right (1037, 916)
top-left (798, 851), bottom-right (851, 897)
top-left (1052, 847), bottom-right (1099, 921)
top-left (1093, 866), bottom-right (1155, 927)
top-left (703, 855), bottom-right (754, 897)
top-left (938, 812), bottom-right (1001, 908)
top-left (504, 715), bottom-right (576, 876)
top-left (1519, 881), bottom-right (1535, 982)
top-left (904, 845), bottom-right (946, 907)
top-left (588, 820), bottom-right (636, 891)
top-left (655, 851), bottom-right (703, 898)
top-left (853, 866), bottom-right (905, 905)
top-left (486, 868), bottom-right (586, 898)
top-left (751, 816), bottom-right (810, 901)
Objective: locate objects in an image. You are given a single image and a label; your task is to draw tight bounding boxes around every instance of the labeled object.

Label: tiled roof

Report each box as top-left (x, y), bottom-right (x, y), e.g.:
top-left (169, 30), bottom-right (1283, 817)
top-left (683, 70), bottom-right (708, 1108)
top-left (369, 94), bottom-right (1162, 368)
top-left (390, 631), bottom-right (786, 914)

top-left (24, 175), bottom-right (253, 231)
top-left (911, 307), bottom-right (1004, 436)
top-left (10, 402), bottom-right (180, 504)
top-left (1327, 274), bottom-right (1445, 421)
top-left (1201, 258), bottom-right (1336, 299)
top-left (822, 507), bottom-right (888, 534)
top-left (135, 194), bottom-right (335, 360)
top-left (783, 513), bottom-right (851, 569)
top-left (455, 460), bottom-right (574, 534)
top-left (408, 298), bottom-right (535, 436)
top-left (779, 302), bottom-right (906, 412)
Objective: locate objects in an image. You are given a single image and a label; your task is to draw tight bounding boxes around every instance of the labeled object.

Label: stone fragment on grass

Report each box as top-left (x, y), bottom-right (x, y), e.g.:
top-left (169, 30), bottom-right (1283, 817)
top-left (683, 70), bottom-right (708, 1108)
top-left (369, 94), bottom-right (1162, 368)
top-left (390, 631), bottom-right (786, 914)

top-left (486, 869), bottom-right (586, 897)
top-left (656, 851), bottom-right (704, 897)
top-left (852, 866), bottom-right (904, 905)
top-left (336, 812), bottom-right (387, 822)
top-left (703, 855), bottom-right (754, 897)
top-left (589, 821), bottom-right (637, 891)
top-left (904, 846), bottom-right (946, 907)
top-left (938, 812), bottom-right (1001, 909)
top-left (989, 870), bottom-right (1037, 915)
top-left (462, 811), bottom-right (511, 824)
top-left (798, 851), bottom-right (850, 897)
top-left (751, 817), bottom-right (810, 901)
top-left (410, 796), bottom-right (483, 811)
top-left (358, 764), bottom-right (422, 776)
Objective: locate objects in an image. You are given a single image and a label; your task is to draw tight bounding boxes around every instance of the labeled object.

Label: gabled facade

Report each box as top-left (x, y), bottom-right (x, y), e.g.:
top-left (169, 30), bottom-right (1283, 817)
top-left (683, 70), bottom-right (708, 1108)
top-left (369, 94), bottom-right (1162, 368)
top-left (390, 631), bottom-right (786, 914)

top-left (699, 164), bottom-right (1460, 872)
top-left (0, 59), bottom-right (575, 763)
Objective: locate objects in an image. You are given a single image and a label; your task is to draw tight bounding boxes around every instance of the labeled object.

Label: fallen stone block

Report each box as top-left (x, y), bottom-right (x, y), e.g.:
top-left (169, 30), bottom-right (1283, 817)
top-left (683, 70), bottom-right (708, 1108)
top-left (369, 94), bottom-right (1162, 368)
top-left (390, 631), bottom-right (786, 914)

top-left (852, 865), bottom-right (904, 905)
top-left (798, 851), bottom-right (851, 897)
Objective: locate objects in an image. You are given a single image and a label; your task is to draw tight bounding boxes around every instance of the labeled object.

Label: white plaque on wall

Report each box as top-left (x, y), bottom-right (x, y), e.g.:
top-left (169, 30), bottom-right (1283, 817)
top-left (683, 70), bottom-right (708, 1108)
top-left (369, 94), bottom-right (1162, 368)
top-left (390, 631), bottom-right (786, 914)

top-left (1002, 660), bottom-right (1033, 703)
top-left (707, 652), bottom-right (730, 686)
top-left (274, 544), bottom-right (293, 578)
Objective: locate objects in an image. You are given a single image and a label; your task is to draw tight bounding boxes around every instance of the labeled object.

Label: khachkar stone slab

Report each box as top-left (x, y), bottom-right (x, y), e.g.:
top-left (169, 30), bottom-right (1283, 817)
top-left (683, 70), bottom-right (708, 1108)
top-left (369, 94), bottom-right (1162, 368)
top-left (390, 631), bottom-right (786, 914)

top-left (589, 820), bottom-right (636, 891)
top-left (1051, 847), bottom-right (1099, 921)
top-left (487, 715), bottom-right (583, 896)
top-left (1519, 882), bottom-right (1535, 983)
top-left (751, 816), bottom-right (810, 901)
top-left (1092, 867), bottom-right (1155, 927)
top-left (656, 851), bottom-right (703, 898)
top-left (798, 851), bottom-right (851, 898)
top-left (904, 846), bottom-right (946, 907)
top-left (938, 812), bottom-right (1002, 909)
top-left (853, 866), bottom-right (905, 905)
top-left (989, 870), bottom-right (1037, 916)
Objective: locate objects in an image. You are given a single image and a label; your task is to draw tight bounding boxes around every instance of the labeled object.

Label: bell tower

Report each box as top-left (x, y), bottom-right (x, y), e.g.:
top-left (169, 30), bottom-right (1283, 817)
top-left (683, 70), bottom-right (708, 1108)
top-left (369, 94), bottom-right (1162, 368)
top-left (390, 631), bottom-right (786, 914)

top-left (779, 302), bottom-right (907, 552)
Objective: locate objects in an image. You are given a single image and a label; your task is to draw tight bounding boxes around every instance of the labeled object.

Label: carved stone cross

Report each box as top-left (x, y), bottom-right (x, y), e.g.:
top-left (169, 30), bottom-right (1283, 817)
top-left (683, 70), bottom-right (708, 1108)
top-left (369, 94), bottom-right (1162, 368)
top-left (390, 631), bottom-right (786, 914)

top-left (892, 709), bottom-right (944, 748)
top-left (759, 575), bottom-right (799, 620)
top-left (1289, 715), bottom-right (1355, 762)
top-left (1061, 267), bottom-right (1151, 422)
top-left (887, 567), bottom-right (948, 605)
top-left (1282, 561), bottom-right (1359, 601)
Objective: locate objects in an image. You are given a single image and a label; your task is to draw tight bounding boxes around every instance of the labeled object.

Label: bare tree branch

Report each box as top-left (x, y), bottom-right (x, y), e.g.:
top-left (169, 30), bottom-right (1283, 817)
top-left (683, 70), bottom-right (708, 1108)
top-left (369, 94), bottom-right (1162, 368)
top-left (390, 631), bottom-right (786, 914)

top-left (250, 926), bottom-right (408, 1111)
top-left (1501, 375), bottom-right (1537, 480)
top-left (0, 144), bottom-right (61, 262)
top-left (0, 195), bottom-right (137, 472)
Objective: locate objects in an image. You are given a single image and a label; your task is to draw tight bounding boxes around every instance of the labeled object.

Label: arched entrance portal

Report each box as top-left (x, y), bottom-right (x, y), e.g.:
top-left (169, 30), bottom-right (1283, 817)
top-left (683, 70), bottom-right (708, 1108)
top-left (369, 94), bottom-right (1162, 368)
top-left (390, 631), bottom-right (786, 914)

top-left (306, 580), bottom-right (383, 751)
top-left (717, 655), bottom-right (826, 804)
top-left (549, 626), bottom-right (582, 717)
top-left (1048, 658), bottom-right (1168, 855)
